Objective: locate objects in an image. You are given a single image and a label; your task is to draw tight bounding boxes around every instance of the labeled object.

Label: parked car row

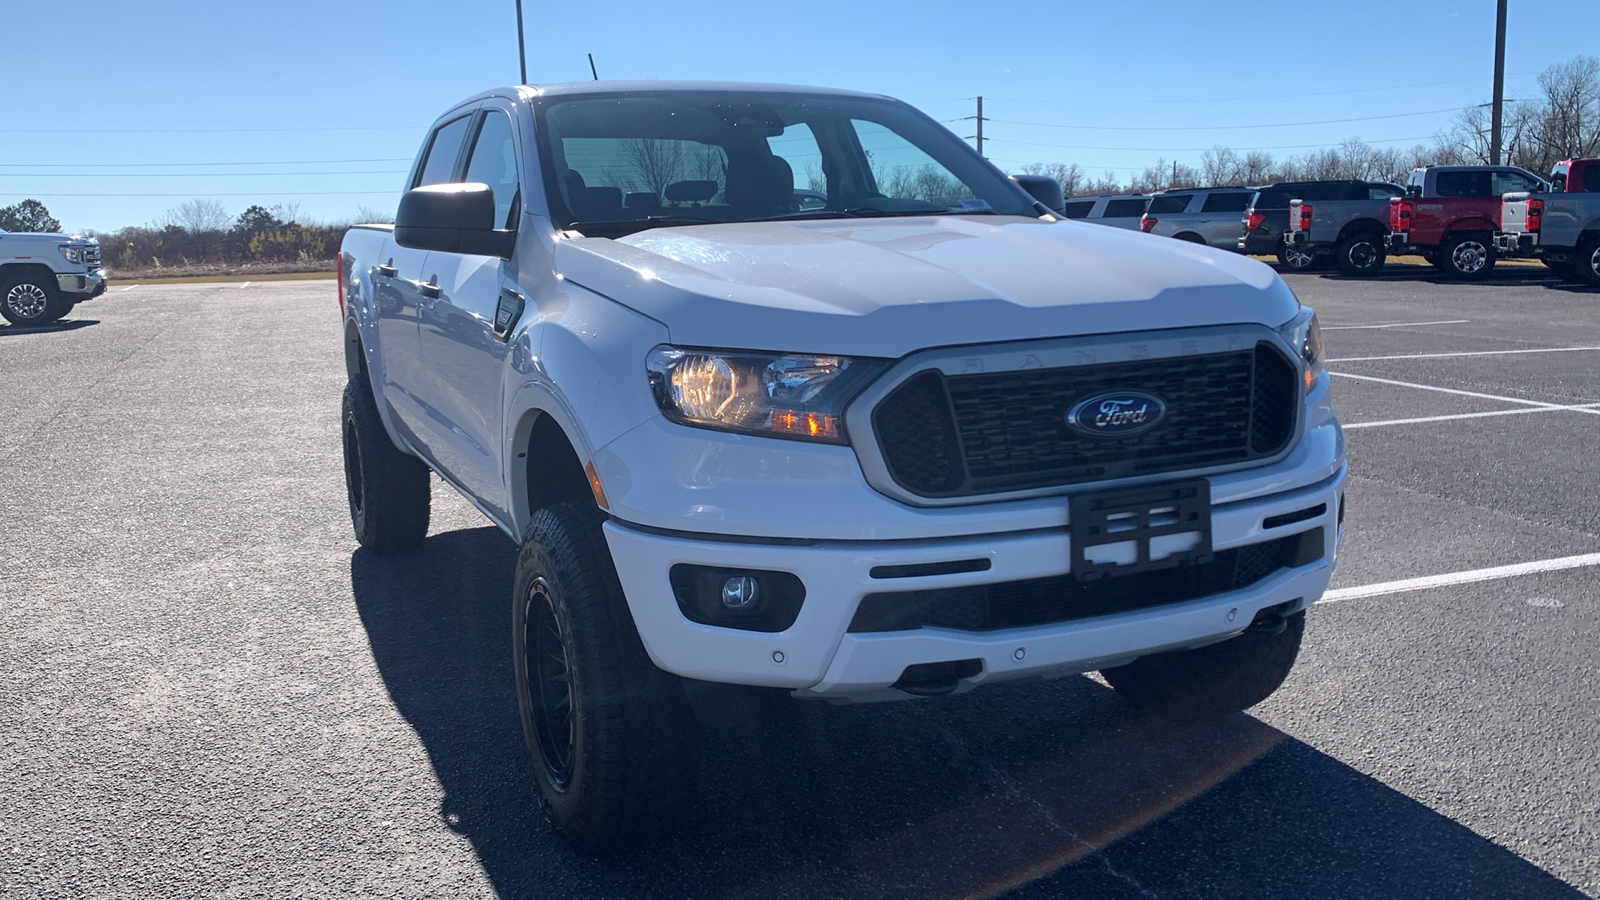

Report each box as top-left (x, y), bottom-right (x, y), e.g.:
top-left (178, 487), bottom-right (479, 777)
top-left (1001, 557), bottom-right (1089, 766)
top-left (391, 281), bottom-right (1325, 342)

top-left (1055, 158), bottom-right (1599, 284)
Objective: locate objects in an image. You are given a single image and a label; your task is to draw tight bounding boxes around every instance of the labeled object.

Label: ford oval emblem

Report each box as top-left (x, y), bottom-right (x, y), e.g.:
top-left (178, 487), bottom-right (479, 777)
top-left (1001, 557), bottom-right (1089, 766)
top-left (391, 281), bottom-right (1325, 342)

top-left (1067, 391), bottom-right (1167, 437)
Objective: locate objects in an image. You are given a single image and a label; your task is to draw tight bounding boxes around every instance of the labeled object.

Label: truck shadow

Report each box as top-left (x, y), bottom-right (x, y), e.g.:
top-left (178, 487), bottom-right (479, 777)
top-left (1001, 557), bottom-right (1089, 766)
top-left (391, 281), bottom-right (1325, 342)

top-left (350, 527), bottom-right (1587, 900)
top-left (0, 318), bottom-right (100, 336)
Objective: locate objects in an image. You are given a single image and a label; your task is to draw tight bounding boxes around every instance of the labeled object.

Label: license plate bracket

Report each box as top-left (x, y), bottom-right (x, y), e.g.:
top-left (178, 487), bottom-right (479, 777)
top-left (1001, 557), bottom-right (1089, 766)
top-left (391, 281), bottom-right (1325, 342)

top-left (1069, 480), bottom-right (1212, 581)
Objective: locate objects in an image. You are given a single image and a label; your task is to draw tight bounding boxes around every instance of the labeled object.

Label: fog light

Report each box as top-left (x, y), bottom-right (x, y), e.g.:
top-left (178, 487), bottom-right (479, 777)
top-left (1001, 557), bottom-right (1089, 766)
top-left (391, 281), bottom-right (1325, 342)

top-left (721, 576), bottom-right (760, 609)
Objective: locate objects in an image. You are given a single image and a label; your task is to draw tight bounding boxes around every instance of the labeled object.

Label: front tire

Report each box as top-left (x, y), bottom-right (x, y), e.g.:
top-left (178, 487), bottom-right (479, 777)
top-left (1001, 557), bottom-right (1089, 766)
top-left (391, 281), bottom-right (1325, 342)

top-left (1440, 233), bottom-right (1496, 279)
top-left (512, 501), bottom-right (702, 856)
top-left (1335, 232), bottom-right (1386, 276)
top-left (341, 379), bottom-right (430, 553)
top-left (1, 272), bottom-right (72, 326)
top-left (1101, 611), bottom-right (1305, 720)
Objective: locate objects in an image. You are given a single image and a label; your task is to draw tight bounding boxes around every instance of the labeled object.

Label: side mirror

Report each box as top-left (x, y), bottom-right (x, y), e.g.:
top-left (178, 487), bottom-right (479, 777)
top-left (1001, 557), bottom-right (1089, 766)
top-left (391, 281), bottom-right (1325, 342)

top-left (1011, 174), bottom-right (1066, 214)
top-left (395, 183), bottom-right (516, 258)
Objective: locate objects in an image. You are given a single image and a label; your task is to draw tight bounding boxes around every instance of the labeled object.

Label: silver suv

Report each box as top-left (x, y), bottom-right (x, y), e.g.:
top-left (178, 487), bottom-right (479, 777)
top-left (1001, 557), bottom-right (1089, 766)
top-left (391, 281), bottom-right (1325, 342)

top-left (1139, 187), bottom-right (1258, 250)
top-left (1059, 193), bottom-right (1151, 231)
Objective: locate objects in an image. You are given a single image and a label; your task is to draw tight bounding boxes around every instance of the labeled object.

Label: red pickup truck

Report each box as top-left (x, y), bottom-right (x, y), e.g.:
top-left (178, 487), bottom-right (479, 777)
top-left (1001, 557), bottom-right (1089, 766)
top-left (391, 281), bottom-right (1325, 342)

top-left (1386, 165), bottom-right (1549, 279)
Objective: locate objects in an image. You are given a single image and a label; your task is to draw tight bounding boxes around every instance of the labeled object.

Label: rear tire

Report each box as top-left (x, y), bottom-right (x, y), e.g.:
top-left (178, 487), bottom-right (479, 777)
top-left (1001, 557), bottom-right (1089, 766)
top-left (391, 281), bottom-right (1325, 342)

top-left (1440, 233), bottom-right (1496, 279)
top-left (1277, 243), bottom-right (1319, 271)
top-left (1101, 612), bottom-right (1305, 721)
top-left (1, 272), bottom-right (71, 326)
top-left (1335, 232), bottom-right (1386, 277)
top-left (513, 501), bottom-right (702, 856)
top-left (1574, 236), bottom-right (1600, 287)
top-left (341, 378), bottom-right (430, 553)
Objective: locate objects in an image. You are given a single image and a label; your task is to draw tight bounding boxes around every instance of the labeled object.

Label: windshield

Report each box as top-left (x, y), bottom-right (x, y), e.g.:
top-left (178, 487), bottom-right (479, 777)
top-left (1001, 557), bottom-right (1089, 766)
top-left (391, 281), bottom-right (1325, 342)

top-left (533, 90), bottom-right (1035, 236)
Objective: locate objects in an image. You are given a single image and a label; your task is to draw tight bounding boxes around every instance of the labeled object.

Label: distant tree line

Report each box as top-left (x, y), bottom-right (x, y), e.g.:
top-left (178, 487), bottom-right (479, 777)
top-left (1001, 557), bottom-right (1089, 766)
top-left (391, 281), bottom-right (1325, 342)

top-left (1025, 55), bottom-right (1600, 196)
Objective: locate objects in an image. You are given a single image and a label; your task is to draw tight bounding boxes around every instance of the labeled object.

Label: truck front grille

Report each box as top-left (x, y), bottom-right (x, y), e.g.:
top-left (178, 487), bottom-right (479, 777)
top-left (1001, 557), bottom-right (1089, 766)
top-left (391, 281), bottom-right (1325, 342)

top-left (870, 343), bottom-right (1299, 499)
top-left (82, 247), bottom-right (102, 267)
top-left (847, 528), bottom-right (1322, 634)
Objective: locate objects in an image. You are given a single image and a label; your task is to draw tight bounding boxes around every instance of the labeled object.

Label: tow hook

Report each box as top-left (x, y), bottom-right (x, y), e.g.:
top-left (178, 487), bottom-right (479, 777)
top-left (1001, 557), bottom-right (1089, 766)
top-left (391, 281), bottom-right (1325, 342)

top-left (1244, 600), bottom-right (1300, 635)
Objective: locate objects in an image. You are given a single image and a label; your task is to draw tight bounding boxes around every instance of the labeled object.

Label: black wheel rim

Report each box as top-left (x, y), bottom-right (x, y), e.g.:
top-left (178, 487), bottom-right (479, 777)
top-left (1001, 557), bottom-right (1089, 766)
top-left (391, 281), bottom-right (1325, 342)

top-left (1349, 241), bottom-right (1379, 270)
top-left (343, 414), bottom-right (365, 517)
top-left (526, 576), bottom-right (575, 789)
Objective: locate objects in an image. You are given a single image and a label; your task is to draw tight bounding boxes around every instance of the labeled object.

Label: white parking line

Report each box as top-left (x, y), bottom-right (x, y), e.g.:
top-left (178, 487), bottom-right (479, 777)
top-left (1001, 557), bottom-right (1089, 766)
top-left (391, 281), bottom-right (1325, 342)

top-left (1318, 552), bottom-right (1600, 604)
top-left (1329, 372), bottom-right (1600, 416)
top-left (239, 282), bottom-right (252, 290)
top-left (1330, 346), bottom-right (1600, 362)
top-left (1322, 319), bottom-right (1469, 330)
top-left (1343, 404), bottom-right (1600, 429)
top-left (120, 285), bottom-right (138, 292)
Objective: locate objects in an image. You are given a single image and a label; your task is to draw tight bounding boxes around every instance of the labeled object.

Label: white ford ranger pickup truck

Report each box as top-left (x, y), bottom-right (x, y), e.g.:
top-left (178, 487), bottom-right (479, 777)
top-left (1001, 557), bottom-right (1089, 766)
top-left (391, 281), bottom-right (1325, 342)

top-left (337, 81), bottom-right (1345, 855)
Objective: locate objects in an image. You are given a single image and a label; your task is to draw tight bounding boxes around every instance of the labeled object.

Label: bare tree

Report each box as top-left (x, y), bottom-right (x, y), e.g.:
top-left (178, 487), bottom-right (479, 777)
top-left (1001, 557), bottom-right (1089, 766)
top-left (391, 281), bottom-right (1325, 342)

top-left (1021, 162), bottom-right (1083, 197)
top-left (168, 198), bottom-right (232, 234)
top-left (1523, 56), bottom-right (1600, 175)
top-left (620, 138), bottom-right (687, 198)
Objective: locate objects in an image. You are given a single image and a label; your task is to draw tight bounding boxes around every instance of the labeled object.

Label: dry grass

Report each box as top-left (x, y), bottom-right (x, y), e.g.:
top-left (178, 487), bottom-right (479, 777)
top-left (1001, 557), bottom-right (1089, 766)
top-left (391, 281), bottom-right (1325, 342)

top-left (107, 259), bottom-right (336, 282)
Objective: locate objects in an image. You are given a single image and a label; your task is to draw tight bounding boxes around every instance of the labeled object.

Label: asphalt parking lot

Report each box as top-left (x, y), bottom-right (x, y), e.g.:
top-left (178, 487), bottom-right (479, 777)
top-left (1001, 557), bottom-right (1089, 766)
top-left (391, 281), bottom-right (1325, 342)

top-left (2, 267), bottom-right (1598, 899)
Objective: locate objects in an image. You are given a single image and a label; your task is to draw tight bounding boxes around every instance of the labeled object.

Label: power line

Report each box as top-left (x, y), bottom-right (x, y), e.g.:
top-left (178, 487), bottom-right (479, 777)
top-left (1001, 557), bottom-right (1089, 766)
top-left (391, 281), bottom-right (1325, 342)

top-left (0, 191), bottom-right (397, 198)
top-left (0, 158), bottom-right (413, 168)
top-left (987, 107), bottom-right (1461, 132)
top-left (0, 126), bottom-right (420, 134)
top-left (4, 170), bottom-right (407, 178)
top-left (986, 135), bottom-right (1436, 153)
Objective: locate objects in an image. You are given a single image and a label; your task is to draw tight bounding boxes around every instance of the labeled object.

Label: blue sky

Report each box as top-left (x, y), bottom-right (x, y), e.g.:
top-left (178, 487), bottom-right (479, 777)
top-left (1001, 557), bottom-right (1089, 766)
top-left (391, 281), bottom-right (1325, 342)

top-left (4, 0), bottom-right (1595, 233)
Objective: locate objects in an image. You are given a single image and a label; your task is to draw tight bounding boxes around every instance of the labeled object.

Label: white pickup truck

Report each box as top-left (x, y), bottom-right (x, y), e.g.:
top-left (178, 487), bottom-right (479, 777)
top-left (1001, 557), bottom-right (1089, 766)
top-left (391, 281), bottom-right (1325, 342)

top-left (337, 81), bottom-right (1346, 855)
top-left (0, 228), bottom-right (106, 325)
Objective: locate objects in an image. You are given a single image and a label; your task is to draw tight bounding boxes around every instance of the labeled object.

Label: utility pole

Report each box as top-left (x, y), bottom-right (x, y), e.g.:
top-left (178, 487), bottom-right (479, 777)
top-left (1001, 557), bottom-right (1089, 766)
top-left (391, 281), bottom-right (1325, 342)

top-left (1172, 159), bottom-right (1179, 188)
top-left (961, 97), bottom-right (988, 156)
top-left (1490, 0), bottom-right (1507, 164)
top-left (515, 0), bottom-right (528, 85)
top-left (976, 97), bottom-right (984, 156)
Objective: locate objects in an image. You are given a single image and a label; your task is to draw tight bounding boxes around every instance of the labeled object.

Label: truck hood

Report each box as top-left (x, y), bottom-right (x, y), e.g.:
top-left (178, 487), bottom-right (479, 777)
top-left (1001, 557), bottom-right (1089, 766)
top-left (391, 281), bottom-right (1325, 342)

top-left (553, 216), bottom-right (1299, 358)
top-left (1, 232), bottom-right (94, 242)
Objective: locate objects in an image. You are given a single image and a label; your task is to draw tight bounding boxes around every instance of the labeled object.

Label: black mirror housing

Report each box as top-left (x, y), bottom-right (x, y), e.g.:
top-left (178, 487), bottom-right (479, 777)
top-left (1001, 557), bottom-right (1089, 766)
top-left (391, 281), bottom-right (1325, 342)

top-left (1011, 174), bottom-right (1066, 214)
top-left (395, 183), bottom-right (516, 258)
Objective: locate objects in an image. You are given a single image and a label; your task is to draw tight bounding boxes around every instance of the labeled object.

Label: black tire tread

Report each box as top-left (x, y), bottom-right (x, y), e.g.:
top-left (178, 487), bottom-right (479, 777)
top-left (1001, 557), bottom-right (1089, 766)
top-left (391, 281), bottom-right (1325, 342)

top-left (1575, 236), bottom-right (1600, 287)
top-left (1335, 232), bottom-right (1386, 277)
top-left (516, 501), bottom-right (700, 856)
top-left (1, 271), bottom-right (72, 326)
top-left (342, 378), bottom-right (430, 553)
top-left (1101, 612), bottom-right (1305, 721)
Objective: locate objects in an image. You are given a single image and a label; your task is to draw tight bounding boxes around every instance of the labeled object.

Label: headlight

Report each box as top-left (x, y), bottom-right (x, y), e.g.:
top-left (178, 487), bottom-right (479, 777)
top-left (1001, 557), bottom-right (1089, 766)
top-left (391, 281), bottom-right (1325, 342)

top-left (646, 346), bottom-right (889, 444)
top-left (1278, 307), bottom-right (1324, 393)
top-left (58, 245), bottom-right (82, 264)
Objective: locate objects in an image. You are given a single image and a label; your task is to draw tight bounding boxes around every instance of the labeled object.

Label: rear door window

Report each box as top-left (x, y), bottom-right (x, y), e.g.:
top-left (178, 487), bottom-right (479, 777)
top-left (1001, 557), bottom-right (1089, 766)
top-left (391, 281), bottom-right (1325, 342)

top-left (1103, 198), bottom-right (1149, 217)
top-left (1253, 189), bottom-right (1293, 210)
top-left (1434, 171), bottom-right (1493, 197)
top-left (1061, 201), bottom-right (1094, 219)
top-left (1147, 195), bottom-right (1192, 215)
top-left (1200, 192), bottom-right (1253, 213)
top-left (415, 115), bottom-right (474, 187)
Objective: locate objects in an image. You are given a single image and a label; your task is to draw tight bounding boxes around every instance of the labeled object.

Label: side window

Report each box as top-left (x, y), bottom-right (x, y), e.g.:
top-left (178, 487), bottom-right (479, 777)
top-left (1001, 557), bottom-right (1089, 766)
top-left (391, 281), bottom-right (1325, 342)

top-left (415, 115), bottom-right (474, 188)
top-left (1493, 170), bottom-right (1541, 195)
top-left (1369, 184), bottom-right (1403, 200)
top-left (1200, 192), bottom-right (1253, 213)
top-left (1104, 198), bottom-right (1149, 218)
top-left (1435, 171), bottom-right (1492, 197)
top-left (1061, 201), bottom-right (1094, 219)
top-left (463, 111), bottom-right (520, 229)
top-left (769, 123), bottom-right (825, 198)
top-left (851, 119), bottom-right (975, 206)
top-left (1147, 195), bottom-right (1192, 215)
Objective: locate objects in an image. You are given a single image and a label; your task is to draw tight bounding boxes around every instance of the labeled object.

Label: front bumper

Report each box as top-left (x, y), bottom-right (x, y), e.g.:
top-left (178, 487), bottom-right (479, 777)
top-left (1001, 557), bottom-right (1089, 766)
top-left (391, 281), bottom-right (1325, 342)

top-left (605, 464), bottom-right (1345, 702)
top-left (57, 269), bottom-right (107, 301)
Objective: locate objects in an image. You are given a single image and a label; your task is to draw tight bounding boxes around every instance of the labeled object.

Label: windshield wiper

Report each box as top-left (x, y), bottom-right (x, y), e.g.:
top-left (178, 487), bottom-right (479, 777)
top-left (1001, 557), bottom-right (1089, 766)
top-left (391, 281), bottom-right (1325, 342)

top-left (565, 215), bottom-right (720, 237)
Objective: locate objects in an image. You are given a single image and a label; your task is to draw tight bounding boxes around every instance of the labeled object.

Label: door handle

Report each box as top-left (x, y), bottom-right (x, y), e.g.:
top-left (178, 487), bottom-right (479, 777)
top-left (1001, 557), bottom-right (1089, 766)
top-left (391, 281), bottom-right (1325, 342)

top-left (375, 259), bottom-right (397, 278)
top-left (419, 278), bottom-right (440, 301)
